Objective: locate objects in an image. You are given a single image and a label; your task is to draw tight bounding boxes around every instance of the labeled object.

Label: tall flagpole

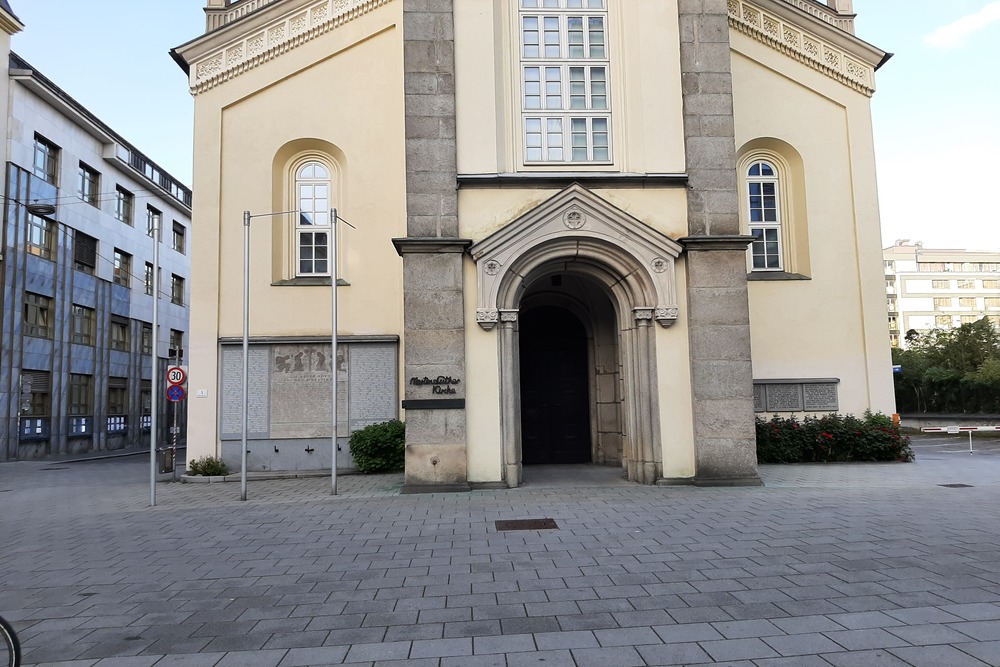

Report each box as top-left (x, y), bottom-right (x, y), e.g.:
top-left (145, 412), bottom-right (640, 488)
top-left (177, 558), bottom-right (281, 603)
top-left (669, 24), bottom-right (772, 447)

top-left (150, 216), bottom-right (160, 506)
top-left (331, 209), bottom-right (338, 495)
top-left (241, 210), bottom-right (251, 501)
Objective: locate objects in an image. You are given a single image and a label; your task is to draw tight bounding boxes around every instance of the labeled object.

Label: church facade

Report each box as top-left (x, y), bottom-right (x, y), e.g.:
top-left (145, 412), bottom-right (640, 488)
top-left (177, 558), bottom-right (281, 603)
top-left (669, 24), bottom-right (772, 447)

top-left (172, 0), bottom-right (894, 490)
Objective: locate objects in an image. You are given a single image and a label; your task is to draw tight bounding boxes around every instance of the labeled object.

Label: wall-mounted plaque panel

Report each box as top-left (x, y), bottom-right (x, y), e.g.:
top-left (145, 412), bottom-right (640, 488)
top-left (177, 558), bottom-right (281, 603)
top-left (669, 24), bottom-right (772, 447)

top-left (753, 379), bottom-right (839, 413)
top-left (803, 382), bottom-right (839, 412)
top-left (764, 383), bottom-right (803, 412)
top-left (753, 384), bottom-right (766, 412)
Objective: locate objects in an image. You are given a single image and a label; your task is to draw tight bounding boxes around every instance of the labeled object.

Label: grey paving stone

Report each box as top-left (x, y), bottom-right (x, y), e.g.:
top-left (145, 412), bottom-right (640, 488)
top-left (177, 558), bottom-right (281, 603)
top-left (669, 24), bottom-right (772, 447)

top-left (699, 637), bottom-right (781, 662)
top-left (824, 627), bottom-right (912, 651)
top-left (953, 640), bottom-right (1000, 665)
top-left (278, 645), bottom-right (350, 666)
top-left (409, 637), bottom-right (472, 658)
top-left (504, 649), bottom-right (575, 666)
top-left (710, 619), bottom-right (784, 639)
top-left (761, 632), bottom-right (843, 656)
top-left (472, 632), bottom-right (536, 654)
top-left (151, 653), bottom-right (229, 667)
top-left (592, 626), bottom-right (661, 646)
top-left (214, 650), bottom-right (288, 667)
top-left (636, 642), bottom-right (713, 666)
top-left (950, 620), bottom-right (1000, 641)
top-left (888, 644), bottom-right (992, 666)
top-left (343, 640), bottom-right (411, 663)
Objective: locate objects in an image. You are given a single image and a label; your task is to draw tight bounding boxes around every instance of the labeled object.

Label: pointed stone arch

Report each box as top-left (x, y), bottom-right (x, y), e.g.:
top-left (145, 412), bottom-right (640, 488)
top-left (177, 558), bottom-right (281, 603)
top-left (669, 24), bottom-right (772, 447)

top-left (468, 185), bottom-right (685, 486)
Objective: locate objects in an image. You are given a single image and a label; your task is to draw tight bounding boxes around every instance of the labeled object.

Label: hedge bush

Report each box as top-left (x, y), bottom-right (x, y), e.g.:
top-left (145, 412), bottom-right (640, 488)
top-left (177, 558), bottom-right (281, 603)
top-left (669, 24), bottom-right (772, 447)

top-left (755, 411), bottom-right (914, 464)
top-left (349, 420), bottom-right (405, 473)
top-left (187, 455), bottom-right (229, 476)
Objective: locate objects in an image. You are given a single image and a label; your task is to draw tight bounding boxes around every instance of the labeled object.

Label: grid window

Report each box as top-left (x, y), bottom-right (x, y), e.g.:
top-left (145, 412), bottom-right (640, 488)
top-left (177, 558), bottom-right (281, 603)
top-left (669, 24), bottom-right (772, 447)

top-left (169, 329), bottom-right (184, 361)
top-left (141, 324), bottom-right (153, 355)
top-left (113, 249), bottom-right (131, 287)
top-left (74, 230), bottom-right (97, 274)
top-left (26, 214), bottom-right (53, 259)
top-left (24, 293), bottom-right (52, 338)
top-left (746, 161), bottom-right (782, 271)
top-left (985, 280), bottom-right (1000, 289)
top-left (108, 378), bottom-right (128, 433)
top-left (962, 315), bottom-right (980, 324)
top-left (144, 262), bottom-right (155, 296)
top-left (172, 221), bottom-right (186, 254)
top-left (110, 319), bottom-right (130, 351)
top-left (986, 298), bottom-right (1000, 309)
top-left (71, 305), bottom-right (96, 345)
top-left (933, 297), bottom-right (952, 309)
top-left (958, 280), bottom-right (975, 289)
top-left (147, 205), bottom-right (162, 240)
top-left (141, 381), bottom-right (152, 430)
top-left (78, 163), bottom-right (100, 207)
top-left (295, 162), bottom-right (332, 276)
top-left (171, 274), bottom-right (184, 305)
top-left (936, 315), bottom-right (951, 327)
top-left (960, 297), bottom-right (976, 308)
top-left (33, 134), bottom-right (59, 184)
top-left (520, 0), bottom-right (611, 164)
top-left (19, 371), bottom-right (51, 438)
top-left (932, 280), bottom-right (950, 289)
top-left (68, 374), bottom-right (93, 436)
top-left (115, 186), bottom-right (134, 225)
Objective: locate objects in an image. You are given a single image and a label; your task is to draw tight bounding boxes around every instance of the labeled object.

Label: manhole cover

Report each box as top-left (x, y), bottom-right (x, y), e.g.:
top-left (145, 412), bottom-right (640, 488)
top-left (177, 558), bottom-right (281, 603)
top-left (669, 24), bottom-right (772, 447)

top-left (938, 483), bottom-right (974, 488)
top-left (495, 518), bottom-right (558, 531)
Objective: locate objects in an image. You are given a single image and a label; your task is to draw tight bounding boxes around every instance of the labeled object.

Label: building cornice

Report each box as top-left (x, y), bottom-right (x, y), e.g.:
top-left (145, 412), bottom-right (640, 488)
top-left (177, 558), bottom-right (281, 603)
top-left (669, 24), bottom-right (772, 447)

top-left (0, 10), bottom-right (22, 36)
top-left (728, 0), bottom-right (888, 96)
top-left (172, 0), bottom-right (393, 94)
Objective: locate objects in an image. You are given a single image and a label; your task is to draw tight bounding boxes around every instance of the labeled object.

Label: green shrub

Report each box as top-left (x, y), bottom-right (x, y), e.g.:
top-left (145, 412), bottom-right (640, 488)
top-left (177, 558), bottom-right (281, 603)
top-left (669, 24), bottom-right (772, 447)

top-left (756, 411), bottom-right (914, 464)
top-left (349, 420), bottom-right (405, 473)
top-left (187, 455), bottom-right (229, 476)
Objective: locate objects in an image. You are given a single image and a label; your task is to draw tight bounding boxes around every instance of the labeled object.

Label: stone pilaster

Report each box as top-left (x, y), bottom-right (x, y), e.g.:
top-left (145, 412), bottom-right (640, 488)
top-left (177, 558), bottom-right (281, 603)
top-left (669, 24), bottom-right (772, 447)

top-left (399, 0), bottom-right (469, 492)
top-left (678, 0), bottom-right (761, 485)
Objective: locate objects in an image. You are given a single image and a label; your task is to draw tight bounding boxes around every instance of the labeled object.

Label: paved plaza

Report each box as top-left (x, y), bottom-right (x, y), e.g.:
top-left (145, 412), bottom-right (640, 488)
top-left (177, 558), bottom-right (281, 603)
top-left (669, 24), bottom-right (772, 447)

top-left (3, 434), bottom-right (1000, 666)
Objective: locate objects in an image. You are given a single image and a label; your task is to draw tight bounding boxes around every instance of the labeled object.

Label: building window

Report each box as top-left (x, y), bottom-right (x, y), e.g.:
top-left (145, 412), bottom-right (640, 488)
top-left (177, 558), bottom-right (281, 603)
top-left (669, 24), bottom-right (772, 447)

top-left (989, 315), bottom-right (1000, 328)
top-left (985, 297), bottom-right (1000, 309)
top-left (171, 274), bottom-right (184, 305)
top-left (961, 315), bottom-right (980, 324)
top-left (74, 230), bottom-right (97, 274)
top-left (745, 160), bottom-right (781, 271)
top-left (172, 221), bottom-right (186, 254)
top-left (108, 378), bottom-right (128, 433)
top-left (144, 262), bottom-right (155, 296)
top-left (520, 0), bottom-right (611, 164)
top-left (110, 318), bottom-right (130, 351)
top-left (141, 323), bottom-right (153, 355)
top-left (33, 134), bottom-right (59, 184)
top-left (19, 371), bottom-right (51, 439)
top-left (935, 315), bottom-right (951, 327)
top-left (141, 380), bottom-right (152, 430)
top-left (296, 162), bottom-right (332, 276)
top-left (932, 280), bottom-right (950, 289)
top-left (933, 297), bottom-right (952, 309)
top-left (959, 297), bottom-right (976, 308)
top-left (888, 316), bottom-right (898, 330)
top-left (115, 186), bottom-right (134, 225)
top-left (113, 249), bottom-right (131, 287)
top-left (77, 163), bottom-right (100, 207)
top-left (958, 280), bottom-right (975, 289)
top-left (26, 214), bottom-right (54, 259)
top-left (23, 293), bottom-right (52, 338)
top-left (68, 374), bottom-right (93, 436)
top-left (147, 205), bottom-right (162, 240)
top-left (71, 305), bottom-right (96, 345)
top-left (169, 329), bottom-right (184, 361)
top-left (985, 280), bottom-right (1000, 289)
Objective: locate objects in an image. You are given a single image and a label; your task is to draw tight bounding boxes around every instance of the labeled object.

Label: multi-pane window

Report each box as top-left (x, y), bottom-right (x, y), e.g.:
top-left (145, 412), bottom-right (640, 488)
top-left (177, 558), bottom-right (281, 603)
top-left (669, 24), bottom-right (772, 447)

top-left (959, 297), bottom-right (976, 308)
top-left (74, 230), bottom-right (97, 274)
top-left (985, 280), bottom-right (1000, 289)
top-left (71, 305), bottom-right (96, 345)
top-left (172, 221), bottom-right (186, 254)
top-left (295, 162), bottom-right (331, 276)
top-left (77, 163), bottom-right (100, 207)
top-left (746, 161), bottom-right (782, 271)
top-left (141, 324), bottom-right (153, 355)
top-left (961, 315), bottom-right (980, 324)
top-left (26, 214), bottom-right (53, 259)
top-left (147, 205), bottom-right (162, 240)
top-left (140, 380), bottom-right (152, 430)
top-left (115, 186), bottom-right (134, 225)
top-left (520, 0), bottom-right (611, 163)
top-left (171, 274), bottom-right (184, 305)
top-left (110, 318), bottom-right (130, 351)
top-left (113, 249), bottom-right (131, 287)
top-left (169, 329), bottom-right (184, 361)
top-left (933, 297), bottom-right (952, 309)
top-left (19, 371), bottom-right (51, 438)
top-left (144, 262), bottom-right (155, 296)
top-left (986, 297), bottom-right (1000, 309)
top-left (33, 134), bottom-right (59, 184)
top-left (68, 374), bottom-right (93, 435)
top-left (24, 293), bottom-right (52, 338)
top-left (936, 315), bottom-right (951, 327)
top-left (932, 280), bottom-right (950, 289)
top-left (958, 280), bottom-right (975, 289)
top-left (108, 377), bottom-right (128, 433)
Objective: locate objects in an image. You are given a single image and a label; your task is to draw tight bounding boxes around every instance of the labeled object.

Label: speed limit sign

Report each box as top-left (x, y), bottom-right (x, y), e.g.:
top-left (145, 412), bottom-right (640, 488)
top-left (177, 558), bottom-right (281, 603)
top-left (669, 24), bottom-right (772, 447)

top-left (167, 366), bottom-right (187, 386)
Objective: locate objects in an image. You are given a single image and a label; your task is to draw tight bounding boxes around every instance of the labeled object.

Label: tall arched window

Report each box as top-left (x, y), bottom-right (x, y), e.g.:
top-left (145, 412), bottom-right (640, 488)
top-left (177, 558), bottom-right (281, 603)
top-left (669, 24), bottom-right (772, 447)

top-left (295, 161), bottom-right (331, 276)
top-left (746, 160), bottom-right (782, 271)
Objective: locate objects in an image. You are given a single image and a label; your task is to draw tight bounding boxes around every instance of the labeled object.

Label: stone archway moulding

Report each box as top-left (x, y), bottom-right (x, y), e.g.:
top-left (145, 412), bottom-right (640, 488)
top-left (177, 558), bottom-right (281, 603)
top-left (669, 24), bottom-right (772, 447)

top-left (469, 184), bottom-right (683, 330)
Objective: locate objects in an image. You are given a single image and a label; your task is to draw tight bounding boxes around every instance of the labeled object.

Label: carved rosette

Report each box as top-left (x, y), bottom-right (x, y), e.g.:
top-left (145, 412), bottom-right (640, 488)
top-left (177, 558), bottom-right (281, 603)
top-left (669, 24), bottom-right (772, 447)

top-left (476, 308), bottom-right (499, 331)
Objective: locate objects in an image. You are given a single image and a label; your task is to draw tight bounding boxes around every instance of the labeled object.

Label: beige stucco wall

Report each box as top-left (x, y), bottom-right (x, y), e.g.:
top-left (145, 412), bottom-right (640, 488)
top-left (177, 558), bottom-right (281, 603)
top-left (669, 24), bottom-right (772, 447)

top-left (731, 32), bottom-right (895, 416)
top-left (185, 4), bottom-right (406, 460)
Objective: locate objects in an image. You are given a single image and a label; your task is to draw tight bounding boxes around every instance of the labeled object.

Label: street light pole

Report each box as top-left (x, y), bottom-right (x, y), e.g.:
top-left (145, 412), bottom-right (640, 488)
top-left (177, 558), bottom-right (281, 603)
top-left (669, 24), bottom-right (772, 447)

top-left (331, 209), bottom-right (338, 496)
top-left (150, 215), bottom-right (160, 507)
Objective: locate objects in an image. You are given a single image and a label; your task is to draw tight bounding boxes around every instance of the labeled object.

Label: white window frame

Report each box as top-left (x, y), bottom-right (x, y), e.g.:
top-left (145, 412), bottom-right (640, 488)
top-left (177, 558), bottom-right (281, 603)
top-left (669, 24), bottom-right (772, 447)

top-left (518, 0), bottom-right (612, 166)
top-left (293, 159), bottom-right (334, 278)
top-left (740, 158), bottom-right (786, 272)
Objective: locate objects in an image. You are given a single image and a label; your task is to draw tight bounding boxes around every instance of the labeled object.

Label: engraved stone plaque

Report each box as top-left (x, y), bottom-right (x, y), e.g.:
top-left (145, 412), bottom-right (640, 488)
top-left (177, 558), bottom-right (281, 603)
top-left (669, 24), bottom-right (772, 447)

top-left (270, 344), bottom-right (336, 439)
top-left (803, 383), bottom-right (838, 412)
top-left (765, 383), bottom-right (803, 412)
top-left (753, 384), bottom-right (766, 412)
top-left (220, 347), bottom-right (270, 438)
top-left (348, 343), bottom-right (398, 435)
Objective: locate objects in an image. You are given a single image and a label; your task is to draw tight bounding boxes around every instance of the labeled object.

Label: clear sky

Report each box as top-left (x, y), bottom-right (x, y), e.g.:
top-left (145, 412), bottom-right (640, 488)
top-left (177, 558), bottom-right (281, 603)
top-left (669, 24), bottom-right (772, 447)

top-left (8, 1), bottom-right (1000, 250)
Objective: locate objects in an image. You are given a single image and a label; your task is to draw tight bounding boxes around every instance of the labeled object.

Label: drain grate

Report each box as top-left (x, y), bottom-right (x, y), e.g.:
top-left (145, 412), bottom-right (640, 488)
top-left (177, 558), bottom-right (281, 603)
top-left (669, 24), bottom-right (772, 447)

top-left (495, 518), bottom-right (558, 531)
top-left (938, 483), bottom-right (974, 488)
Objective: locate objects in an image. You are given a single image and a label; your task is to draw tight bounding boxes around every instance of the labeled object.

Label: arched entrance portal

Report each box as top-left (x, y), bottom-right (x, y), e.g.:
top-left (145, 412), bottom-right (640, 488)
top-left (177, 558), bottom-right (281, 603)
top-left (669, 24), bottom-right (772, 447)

top-left (519, 305), bottom-right (591, 465)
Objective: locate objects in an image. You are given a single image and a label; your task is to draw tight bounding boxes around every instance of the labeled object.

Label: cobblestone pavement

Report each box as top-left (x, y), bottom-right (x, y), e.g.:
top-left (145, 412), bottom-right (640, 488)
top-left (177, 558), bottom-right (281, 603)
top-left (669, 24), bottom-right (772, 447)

top-left (2, 436), bottom-right (1000, 666)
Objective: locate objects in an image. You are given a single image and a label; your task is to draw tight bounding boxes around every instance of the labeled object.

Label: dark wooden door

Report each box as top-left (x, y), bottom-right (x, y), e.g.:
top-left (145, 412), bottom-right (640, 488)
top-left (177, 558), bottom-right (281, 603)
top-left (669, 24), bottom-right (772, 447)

top-left (519, 306), bottom-right (591, 464)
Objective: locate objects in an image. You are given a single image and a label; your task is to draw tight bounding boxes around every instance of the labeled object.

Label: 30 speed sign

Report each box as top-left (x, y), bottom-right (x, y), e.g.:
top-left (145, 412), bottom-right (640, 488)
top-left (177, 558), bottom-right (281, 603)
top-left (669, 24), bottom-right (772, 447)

top-left (166, 366), bottom-right (187, 386)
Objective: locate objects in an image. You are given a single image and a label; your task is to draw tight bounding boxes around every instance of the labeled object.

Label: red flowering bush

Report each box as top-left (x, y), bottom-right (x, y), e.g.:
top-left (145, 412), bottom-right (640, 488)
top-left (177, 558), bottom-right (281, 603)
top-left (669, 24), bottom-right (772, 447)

top-left (755, 411), bottom-right (914, 464)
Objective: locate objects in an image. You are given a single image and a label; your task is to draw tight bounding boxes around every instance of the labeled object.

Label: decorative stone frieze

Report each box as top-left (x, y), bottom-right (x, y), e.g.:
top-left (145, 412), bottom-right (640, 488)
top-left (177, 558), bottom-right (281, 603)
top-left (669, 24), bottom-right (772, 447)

top-left (190, 0), bottom-right (392, 93)
top-left (728, 0), bottom-right (876, 96)
top-left (476, 308), bottom-right (498, 330)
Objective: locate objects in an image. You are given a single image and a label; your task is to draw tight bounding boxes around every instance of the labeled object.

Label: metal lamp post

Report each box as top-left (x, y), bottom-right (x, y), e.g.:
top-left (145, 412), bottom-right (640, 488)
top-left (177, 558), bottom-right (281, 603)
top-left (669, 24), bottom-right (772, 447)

top-left (150, 215), bottom-right (160, 506)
